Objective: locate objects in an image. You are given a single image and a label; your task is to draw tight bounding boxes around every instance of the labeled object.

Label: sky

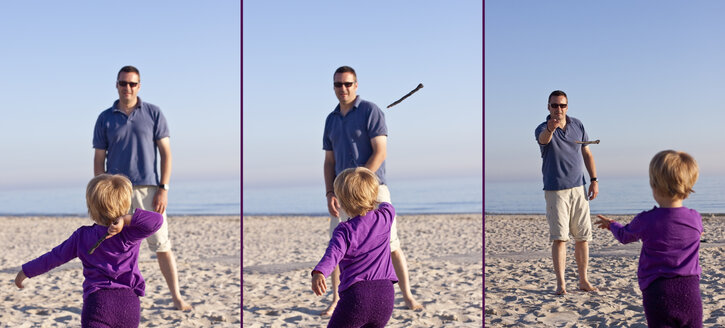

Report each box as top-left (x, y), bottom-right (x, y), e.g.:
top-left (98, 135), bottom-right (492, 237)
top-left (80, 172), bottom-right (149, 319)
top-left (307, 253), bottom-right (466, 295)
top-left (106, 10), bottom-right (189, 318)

top-left (0, 2), bottom-right (240, 190)
top-left (242, 1), bottom-right (483, 188)
top-left (486, 1), bottom-right (725, 183)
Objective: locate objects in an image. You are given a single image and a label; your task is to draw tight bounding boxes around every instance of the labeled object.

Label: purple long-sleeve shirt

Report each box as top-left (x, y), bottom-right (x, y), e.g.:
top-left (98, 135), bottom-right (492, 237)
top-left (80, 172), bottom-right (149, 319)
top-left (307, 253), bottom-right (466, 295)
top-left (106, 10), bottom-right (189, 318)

top-left (22, 209), bottom-right (163, 300)
top-left (609, 206), bottom-right (702, 291)
top-left (314, 202), bottom-right (398, 292)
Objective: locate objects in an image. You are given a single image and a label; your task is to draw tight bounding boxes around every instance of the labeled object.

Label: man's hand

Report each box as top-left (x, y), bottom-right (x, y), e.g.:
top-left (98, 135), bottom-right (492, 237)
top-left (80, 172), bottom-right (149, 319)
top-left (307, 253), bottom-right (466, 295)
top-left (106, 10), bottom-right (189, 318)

top-left (153, 189), bottom-right (168, 214)
top-left (326, 194), bottom-right (340, 218)
top-left (311, 271), bottom-right (327, 296)
top-left (595, 214), bottom-right (614, 230)
top-left (588, 181), bottom-right (599, 200)
top-left (15, 270), bottom-right (27, 289)
top-left (547, 117), bottom-right (564, 132)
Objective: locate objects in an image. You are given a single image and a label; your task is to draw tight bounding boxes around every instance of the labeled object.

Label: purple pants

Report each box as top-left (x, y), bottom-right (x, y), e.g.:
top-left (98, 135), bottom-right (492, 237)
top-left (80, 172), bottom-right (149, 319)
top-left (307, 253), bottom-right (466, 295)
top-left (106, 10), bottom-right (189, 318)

top-left (328, 280), bottom-right (395, 328)
top-left (82, 288), bottom-right (140, 328)
top-left (642, 275), bottom-right (702, 328)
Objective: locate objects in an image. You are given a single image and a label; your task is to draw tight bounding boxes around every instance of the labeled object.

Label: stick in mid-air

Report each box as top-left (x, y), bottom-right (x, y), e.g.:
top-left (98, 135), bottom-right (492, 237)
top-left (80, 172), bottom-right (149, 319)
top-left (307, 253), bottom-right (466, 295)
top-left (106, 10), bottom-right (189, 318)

top-left (387, 83), bottom-right (424, 108)
top-left (575, 140), bottom-right (600, 145)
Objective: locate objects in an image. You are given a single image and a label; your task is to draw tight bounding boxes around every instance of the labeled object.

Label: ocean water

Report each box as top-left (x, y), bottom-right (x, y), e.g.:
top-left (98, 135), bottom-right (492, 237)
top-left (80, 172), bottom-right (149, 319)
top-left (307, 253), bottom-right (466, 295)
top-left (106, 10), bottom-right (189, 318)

top-left (0, 178), bottom-right (241, 216)
top-left (485, 175), bottom-right (725, 214)
top-left (243, 176), bottom-right (483, 216)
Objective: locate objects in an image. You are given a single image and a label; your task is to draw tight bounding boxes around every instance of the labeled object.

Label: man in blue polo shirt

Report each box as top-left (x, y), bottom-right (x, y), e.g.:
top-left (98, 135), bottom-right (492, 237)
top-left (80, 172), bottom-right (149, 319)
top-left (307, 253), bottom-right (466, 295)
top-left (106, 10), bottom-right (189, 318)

top-left (535, 90), bottom-right (599, 295)
top-left (321, 66), bottom-right (423, 316)
top-left (92, 65), bottom-right (191, 311)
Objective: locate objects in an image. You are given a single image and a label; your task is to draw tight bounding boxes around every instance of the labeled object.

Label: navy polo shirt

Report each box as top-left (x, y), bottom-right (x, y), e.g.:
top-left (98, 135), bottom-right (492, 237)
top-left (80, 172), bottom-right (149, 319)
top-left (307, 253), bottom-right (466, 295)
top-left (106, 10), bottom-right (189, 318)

top-left (535, 115), bottom-right (589, 191)
top-left (323, 96), bottom-right (388, 185)
top-left (93, 97), bottom-right (170, 186)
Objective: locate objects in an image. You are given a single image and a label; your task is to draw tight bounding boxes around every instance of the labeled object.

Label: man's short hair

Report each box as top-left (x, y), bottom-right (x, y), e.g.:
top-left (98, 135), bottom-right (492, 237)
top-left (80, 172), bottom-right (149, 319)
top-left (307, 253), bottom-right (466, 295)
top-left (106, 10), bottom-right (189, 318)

top-left (334, 66), bottom-right (357, 80)
top-left (548, 90), bottom-right (568, 103)
top-left (333, 167), bottom-right (379, 218)
top-left (649, 150), bottom-right (699, 200)
top-left (86, 174), bottom-right (133, 226)
top-left (117, 65), bottom-right (140, 81)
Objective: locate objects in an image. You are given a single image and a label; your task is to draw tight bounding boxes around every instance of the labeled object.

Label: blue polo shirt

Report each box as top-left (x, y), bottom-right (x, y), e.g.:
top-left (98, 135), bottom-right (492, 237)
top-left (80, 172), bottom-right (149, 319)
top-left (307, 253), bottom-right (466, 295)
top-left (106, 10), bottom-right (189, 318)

top-left (535, 115), bottom-right (589, 191)
top-left (93, 97), bottom-right (170, 186)
top-left (323, 96), bottom-right (388, 185)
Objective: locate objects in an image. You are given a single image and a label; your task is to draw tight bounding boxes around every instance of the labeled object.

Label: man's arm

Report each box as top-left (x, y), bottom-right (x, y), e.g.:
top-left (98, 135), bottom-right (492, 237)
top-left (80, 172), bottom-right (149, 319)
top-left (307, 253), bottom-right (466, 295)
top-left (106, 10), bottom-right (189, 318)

top-left (93, 149), bottom-right (107, 176)
top-left (324, 150), bottom-right (339, 217)
top-left (154, 137), bottom-right (172, 214)
top-left (538, 118), bottom-right (562, 145)
top-left (365, 135), bottom-right (387, 172)
top-left (582, 145), bottom-right (599, 200)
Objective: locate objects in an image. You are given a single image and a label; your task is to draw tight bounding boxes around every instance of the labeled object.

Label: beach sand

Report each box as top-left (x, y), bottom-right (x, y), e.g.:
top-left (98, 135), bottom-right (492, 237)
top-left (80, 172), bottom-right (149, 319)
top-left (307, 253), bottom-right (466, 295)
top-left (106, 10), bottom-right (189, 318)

top-left (485, 214), bottom-right (725, 327)
top-left (0, 215), bottom-right (241, 327)
top-left (243, 214), bottom-right (483, 327)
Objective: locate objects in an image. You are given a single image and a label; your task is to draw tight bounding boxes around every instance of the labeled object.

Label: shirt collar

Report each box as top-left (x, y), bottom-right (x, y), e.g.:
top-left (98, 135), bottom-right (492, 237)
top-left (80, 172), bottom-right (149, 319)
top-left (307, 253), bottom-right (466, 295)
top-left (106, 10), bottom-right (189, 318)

top-left (112, 97), bottom-right (143, 112)
top-left (333, 95), bottom-right (362, 114)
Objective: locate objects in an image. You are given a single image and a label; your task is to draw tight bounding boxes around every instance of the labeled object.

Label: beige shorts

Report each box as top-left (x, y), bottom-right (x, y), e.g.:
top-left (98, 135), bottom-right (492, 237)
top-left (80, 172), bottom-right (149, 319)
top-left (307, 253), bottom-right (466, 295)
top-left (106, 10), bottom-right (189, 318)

top-left (130, 186), bottom-right (172, 253)
top-left (544, 186), bottom-right (592, 242)
top-left (329, 184), bottom-right (401, 252)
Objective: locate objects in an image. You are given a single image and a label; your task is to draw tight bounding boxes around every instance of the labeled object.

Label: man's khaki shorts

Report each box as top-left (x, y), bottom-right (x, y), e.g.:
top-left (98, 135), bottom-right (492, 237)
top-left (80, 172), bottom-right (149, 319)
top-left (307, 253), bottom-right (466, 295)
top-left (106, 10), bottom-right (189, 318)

top-left (130, 186), bottom-right (172, 253)
top-left (329, 184), bottom-right (401, 252)
top-left (544, 186), bottom-right (592, 242)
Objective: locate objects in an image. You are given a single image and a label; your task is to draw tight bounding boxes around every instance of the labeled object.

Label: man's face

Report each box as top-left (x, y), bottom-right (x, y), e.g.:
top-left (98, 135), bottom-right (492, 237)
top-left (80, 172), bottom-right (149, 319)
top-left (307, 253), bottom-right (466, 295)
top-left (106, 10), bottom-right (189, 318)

top-left (116, 72), bottom-right (140, 103)
top-left (333, 72), bottom-right (357, 106)
top-left (548, 95), bottom-right (568, 120)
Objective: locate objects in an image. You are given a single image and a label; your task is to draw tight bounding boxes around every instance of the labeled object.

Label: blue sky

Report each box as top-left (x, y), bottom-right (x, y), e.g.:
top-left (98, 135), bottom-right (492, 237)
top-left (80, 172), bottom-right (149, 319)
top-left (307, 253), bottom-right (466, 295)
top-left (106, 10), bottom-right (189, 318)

top-left (0, 2), bottom-right (240, 189)
top-left (242, 1), bottom-right (483, 188)
top-left (486, 1), bottom-right (725, 182)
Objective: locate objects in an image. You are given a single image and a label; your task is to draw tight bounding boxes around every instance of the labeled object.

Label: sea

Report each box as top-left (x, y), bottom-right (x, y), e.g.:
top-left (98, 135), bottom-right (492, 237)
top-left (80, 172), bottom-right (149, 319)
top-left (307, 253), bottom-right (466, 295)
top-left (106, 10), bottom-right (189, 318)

top-left (0, 178), bottom-right (241, 216)
top-left (243, 176), bottom-right (483, 216)
top-left (485, 175), bottom-right (725, 215)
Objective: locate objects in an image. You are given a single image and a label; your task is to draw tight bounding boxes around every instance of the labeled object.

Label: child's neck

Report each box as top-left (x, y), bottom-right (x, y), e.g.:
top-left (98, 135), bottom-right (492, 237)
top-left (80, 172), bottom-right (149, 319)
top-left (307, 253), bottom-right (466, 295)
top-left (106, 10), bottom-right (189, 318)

top-left (654, 193), bottom-right (683, 208)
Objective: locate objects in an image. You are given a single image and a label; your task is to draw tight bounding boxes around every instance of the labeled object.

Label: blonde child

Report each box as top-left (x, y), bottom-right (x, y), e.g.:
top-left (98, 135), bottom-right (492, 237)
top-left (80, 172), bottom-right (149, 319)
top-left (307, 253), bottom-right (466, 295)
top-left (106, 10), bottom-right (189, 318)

top-left (311, 167), bottom-right (398, 328)
top-left (596, 150), bottom-right (702, 327)
top-left (14, 174), bottom-right (163, 328)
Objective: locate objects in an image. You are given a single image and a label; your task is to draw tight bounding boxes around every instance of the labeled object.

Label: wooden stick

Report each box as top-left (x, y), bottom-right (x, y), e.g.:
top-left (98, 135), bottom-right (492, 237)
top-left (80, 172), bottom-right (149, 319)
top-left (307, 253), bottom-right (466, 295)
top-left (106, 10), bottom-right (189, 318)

top-left (574, 140), bottom-right (600, 145)
top-left (387, 83), bottom-right (424, 108)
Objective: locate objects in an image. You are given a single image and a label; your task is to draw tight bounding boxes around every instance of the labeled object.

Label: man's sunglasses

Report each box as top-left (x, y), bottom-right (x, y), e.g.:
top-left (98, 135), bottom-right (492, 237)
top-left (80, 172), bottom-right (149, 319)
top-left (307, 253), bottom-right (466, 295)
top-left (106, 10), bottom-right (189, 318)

top-left (334, 82), bottom-right (355, 88)
top-left (118, 81), bottom-right (139, 88)
top-left (549, 103), bottom-right (568, 109)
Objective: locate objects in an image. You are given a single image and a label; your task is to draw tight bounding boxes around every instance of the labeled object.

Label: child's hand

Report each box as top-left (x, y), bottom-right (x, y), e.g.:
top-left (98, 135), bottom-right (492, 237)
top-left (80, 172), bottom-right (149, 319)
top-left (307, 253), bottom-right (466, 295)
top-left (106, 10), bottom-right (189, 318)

top-left (15, 270), bottom-right (27, 289)
top-left (595, 215), bottom-right (614, 230)
top-left (311, 271), bottom-right (327, 296)
top-left (105, 216), bottom-right (126, 239)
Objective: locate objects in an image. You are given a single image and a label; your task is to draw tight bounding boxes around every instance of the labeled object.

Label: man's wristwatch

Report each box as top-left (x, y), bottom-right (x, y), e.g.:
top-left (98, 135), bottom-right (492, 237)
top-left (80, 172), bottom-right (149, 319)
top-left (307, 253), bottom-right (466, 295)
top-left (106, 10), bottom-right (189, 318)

top-left (159, 184), bottom-right (170, 190)
top-left (590, 177), bottom-right (598, 183)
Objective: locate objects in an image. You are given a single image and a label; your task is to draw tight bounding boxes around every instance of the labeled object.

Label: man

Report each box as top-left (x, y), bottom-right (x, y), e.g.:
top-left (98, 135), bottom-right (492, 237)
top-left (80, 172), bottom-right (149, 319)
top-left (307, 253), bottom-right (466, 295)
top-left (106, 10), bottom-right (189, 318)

top-left (321, 66), bottom-right (423, 316)
top-left (535, 90), bottom-right (599, 295)
top-left (93, 66), bottom-right (191, 311)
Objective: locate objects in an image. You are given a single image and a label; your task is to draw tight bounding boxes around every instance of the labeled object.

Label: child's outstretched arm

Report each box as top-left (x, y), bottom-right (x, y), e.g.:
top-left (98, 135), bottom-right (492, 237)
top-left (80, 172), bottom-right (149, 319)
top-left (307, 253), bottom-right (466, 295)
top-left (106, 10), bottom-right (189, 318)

top-left (14, 270), bottom-right (27, 288)
top-left (595, 215), bottom-right (615, 230)
top-left (311, 270), bottom-right (327, 296)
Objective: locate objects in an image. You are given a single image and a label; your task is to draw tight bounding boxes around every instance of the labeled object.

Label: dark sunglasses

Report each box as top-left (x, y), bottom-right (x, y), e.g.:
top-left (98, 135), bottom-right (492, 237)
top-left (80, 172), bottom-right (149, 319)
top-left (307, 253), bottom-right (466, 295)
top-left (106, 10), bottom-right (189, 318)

top-left (549, 103), bottom-right (568, 109)
top-left (334, 82), bottom-right (355, 88)
top-left (118, 81), bottom-right (139, 88)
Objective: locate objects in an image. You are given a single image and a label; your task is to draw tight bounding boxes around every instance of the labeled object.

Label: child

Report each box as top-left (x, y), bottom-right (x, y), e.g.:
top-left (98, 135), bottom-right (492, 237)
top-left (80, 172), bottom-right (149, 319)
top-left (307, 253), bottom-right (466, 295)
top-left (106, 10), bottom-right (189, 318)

top-left (14, 174), bottom-right (163, 328)
top-left (311, 167), bottom-right (398, 328)
top-left (595, 150), bottom-right (702, 327)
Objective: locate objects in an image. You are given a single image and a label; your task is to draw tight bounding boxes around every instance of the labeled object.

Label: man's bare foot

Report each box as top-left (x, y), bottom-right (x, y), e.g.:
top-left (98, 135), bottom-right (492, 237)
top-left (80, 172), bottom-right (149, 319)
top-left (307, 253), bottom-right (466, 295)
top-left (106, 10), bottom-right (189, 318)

top-left (579, 281), bottom-right (598, 292)
top-left (320, 300), bottom-right (338, 317)
top-left (404, 297), bottom-right (423, 311)
top-left (173, 298), bottom-right (192, 311)
top-left (555, 287), bottom-right (567, 295)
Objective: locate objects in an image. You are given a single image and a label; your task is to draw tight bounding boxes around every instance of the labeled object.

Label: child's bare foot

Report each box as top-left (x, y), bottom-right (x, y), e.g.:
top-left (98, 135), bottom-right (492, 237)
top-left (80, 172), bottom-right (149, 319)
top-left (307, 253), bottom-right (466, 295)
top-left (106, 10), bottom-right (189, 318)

top-left (578, 281), bottom-right (598, 292)
top-left (404, 297), bottom-right (423, 311)
top-left (320, 300), bottom-right (338, 316)
top-left (173, 298), bottom-right (192, 311)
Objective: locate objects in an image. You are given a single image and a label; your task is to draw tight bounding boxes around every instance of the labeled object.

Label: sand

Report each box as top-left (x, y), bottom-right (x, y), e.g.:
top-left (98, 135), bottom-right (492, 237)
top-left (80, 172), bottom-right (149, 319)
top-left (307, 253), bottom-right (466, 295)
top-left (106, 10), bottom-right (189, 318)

top-left (243, 214), bottom-right (483, 327)
top-left (485, 214), bottom-right (725, 327)
top-left (0, 215), bottom-right (241, 327)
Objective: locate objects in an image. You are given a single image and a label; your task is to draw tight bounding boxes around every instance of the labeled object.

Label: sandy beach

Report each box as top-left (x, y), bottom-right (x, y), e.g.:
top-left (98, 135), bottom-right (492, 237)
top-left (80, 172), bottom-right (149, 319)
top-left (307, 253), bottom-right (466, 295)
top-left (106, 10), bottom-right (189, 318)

top-left (0, 215), bottom-right (241, 327)
top-left (485, 214), bottom-right (725, 327)
top-left (243, 214), bottom-right (483, 327)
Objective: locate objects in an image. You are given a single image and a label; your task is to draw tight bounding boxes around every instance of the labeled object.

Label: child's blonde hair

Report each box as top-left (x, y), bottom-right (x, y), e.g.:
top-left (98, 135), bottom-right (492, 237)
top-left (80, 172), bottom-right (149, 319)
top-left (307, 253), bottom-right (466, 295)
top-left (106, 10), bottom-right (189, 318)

top-left (649, 150), bottom-right (698, 200)
top-left (333, 167), bottom-right (380, 218)
top-left (86, 174), bottom-right (133, 226)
